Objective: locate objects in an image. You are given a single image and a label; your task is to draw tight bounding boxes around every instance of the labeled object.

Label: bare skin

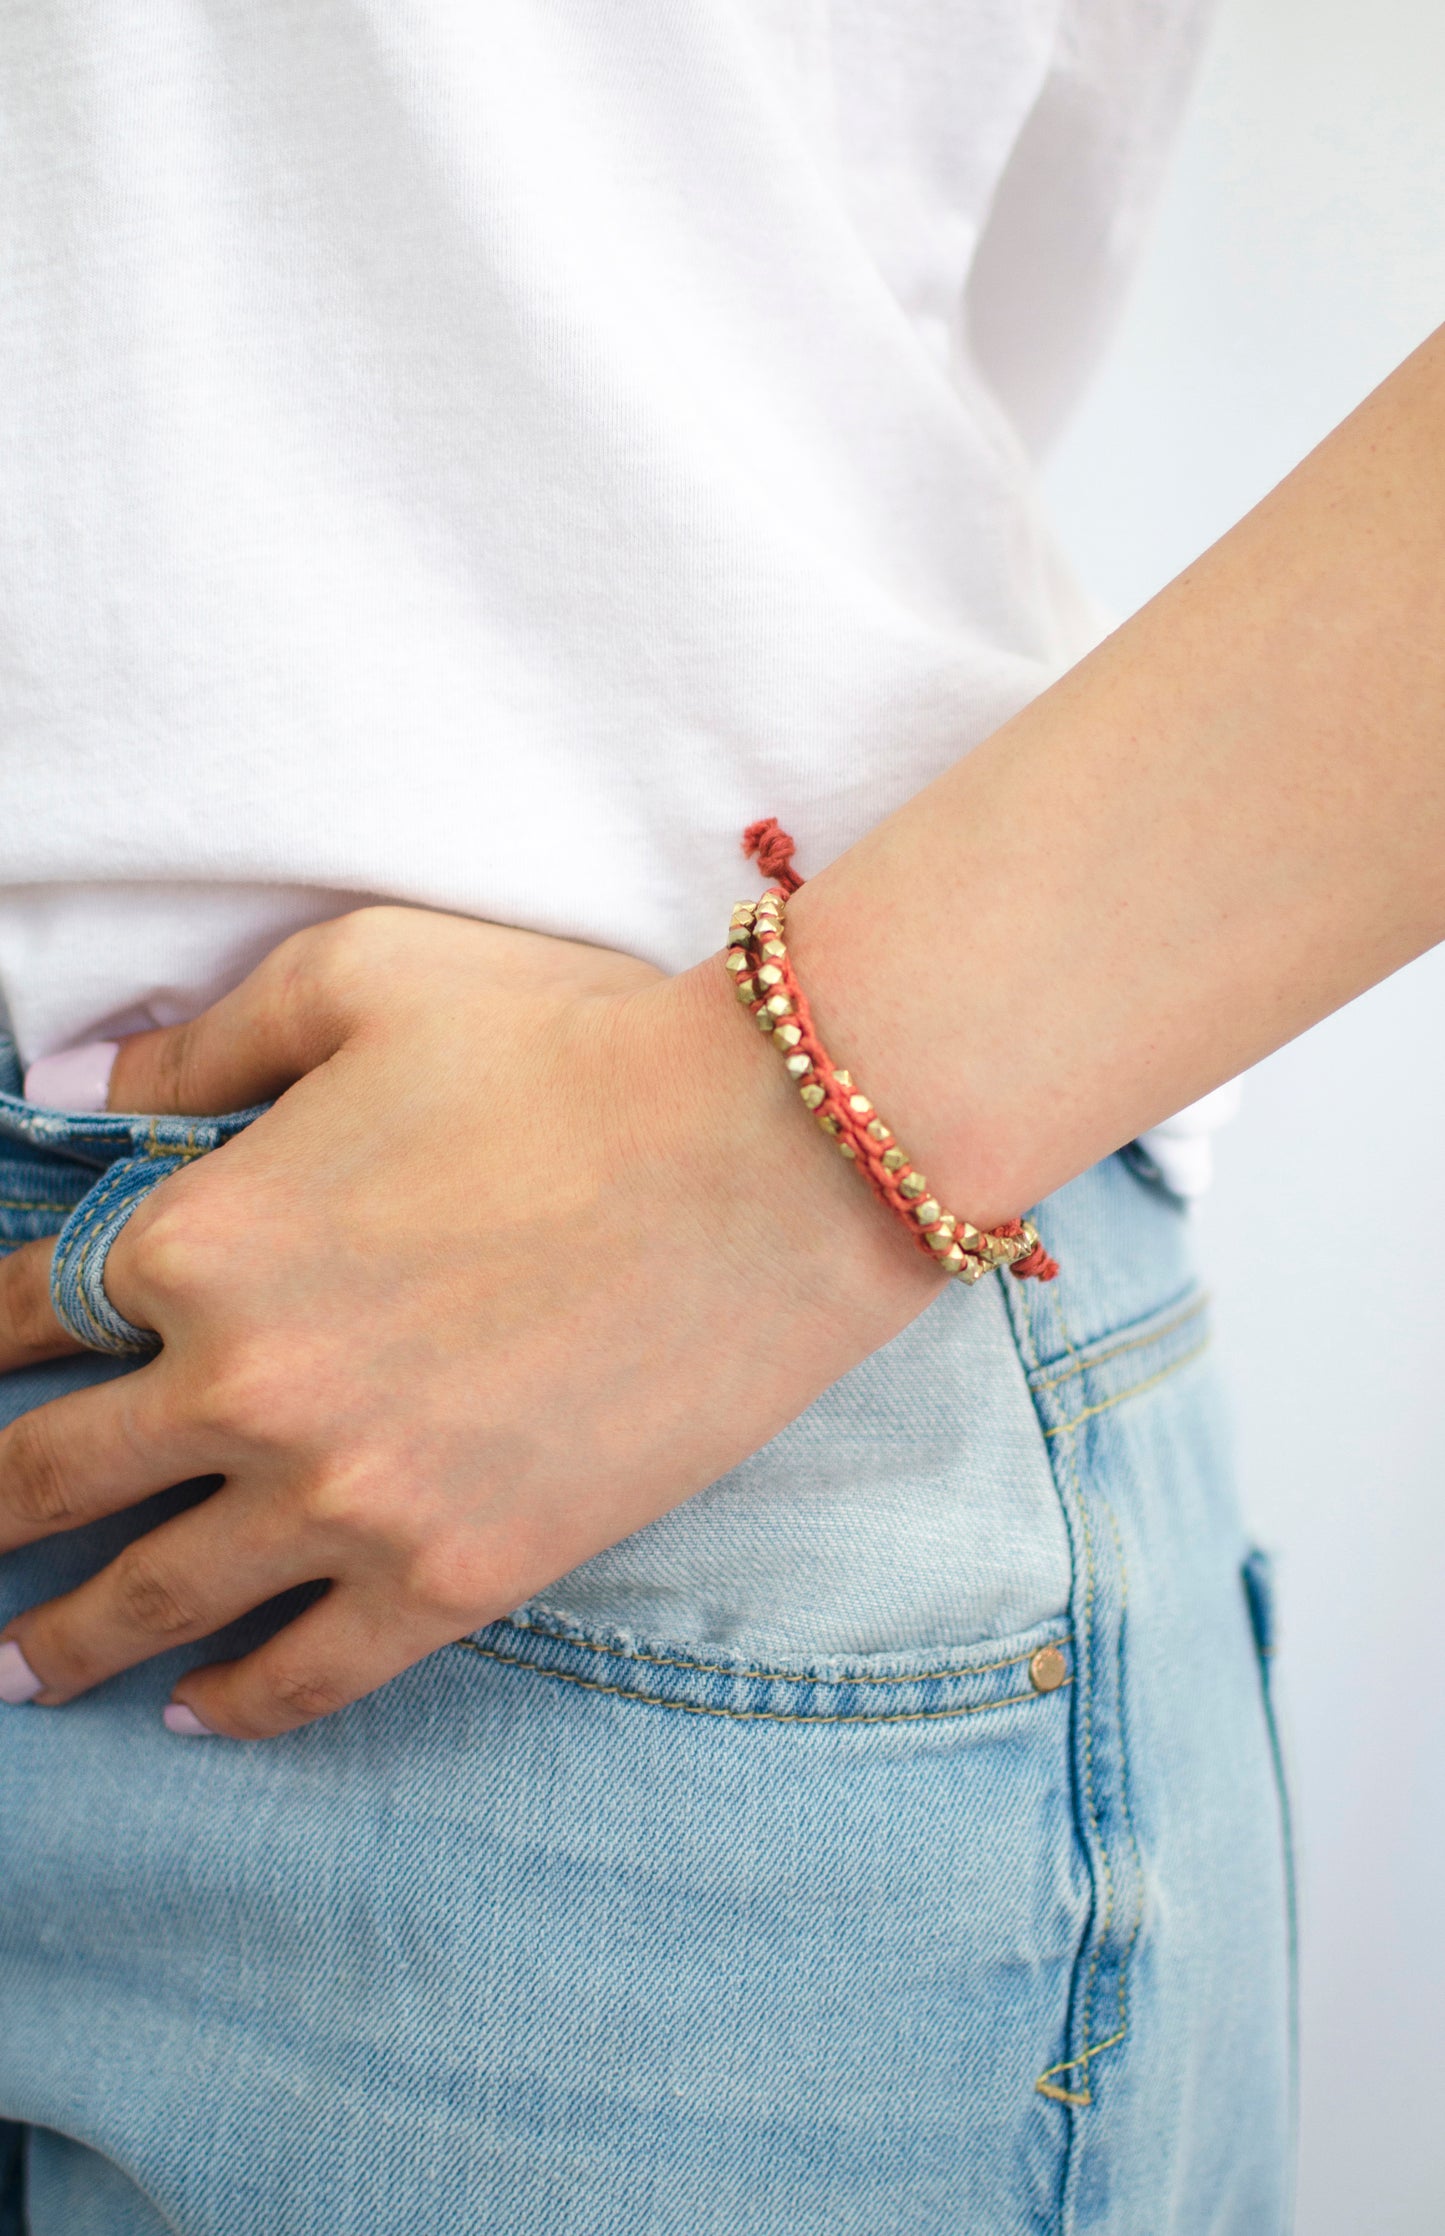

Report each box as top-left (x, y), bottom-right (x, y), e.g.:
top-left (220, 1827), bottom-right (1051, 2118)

top-left (1, 324), bottom-right (1443, 1739)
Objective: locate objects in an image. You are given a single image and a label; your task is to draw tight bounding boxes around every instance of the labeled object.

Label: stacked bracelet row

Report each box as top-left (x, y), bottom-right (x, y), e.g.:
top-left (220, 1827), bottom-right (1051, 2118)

top-left (725, 860), bottom-right (1058, 1287)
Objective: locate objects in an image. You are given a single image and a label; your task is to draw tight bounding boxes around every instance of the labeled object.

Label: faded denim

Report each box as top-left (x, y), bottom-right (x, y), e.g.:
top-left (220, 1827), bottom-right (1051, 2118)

top-left (0, 1030), bottom-right (1294, 2234)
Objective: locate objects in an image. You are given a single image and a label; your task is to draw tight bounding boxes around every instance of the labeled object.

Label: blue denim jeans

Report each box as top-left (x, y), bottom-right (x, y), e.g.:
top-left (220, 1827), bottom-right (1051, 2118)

top-left (0, 1034), bottom-right (1293, 2234)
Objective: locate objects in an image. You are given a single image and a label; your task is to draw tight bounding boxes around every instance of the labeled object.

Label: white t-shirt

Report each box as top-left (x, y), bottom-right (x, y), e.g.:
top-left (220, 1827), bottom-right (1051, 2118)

top-left (0, 1), bottom-right (1224, 1183)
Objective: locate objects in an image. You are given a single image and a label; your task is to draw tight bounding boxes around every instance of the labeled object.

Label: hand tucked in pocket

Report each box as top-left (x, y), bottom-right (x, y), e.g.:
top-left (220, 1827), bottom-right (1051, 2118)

top-left (0, 908), bottom-right (933, 1737)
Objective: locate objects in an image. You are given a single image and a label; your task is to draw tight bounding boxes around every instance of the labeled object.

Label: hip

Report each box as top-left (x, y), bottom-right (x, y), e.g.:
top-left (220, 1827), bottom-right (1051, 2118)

top-left (0, 1102), bottom-right (1292, 2234)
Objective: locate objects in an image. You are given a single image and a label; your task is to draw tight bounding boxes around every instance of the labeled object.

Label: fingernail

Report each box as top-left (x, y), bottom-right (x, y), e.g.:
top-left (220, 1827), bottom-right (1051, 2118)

top-left (24, 1041), bottom-right (120, 1113)
top-left (163, 1702), bottom-right (215, 1738)
top-left (0, 1641), bottom-right (44, 1705)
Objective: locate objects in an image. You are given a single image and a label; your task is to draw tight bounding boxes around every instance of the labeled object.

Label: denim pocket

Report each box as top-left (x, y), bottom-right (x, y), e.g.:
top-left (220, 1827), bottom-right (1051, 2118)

top-left (524, 1274), bottom-right (1072, 1666)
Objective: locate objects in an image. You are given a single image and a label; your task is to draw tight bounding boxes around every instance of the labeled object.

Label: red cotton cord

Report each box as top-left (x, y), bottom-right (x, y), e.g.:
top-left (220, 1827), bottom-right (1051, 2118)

top-left (740, 818), bottom-right (1058, 1283)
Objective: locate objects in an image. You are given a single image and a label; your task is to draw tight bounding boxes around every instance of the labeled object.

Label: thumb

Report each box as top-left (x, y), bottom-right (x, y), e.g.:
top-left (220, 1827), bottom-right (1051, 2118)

top-left (25, 919), bottom-right (365, 1119)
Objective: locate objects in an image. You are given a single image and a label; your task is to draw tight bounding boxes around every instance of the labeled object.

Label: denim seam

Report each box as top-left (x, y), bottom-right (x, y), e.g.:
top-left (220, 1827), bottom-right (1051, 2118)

top-left (1033, 1289), bottom-right (1147, 2115)
top-left (1036, 1497), bottom-right (1147, 2109)
top-left (1041, 1337), bottom-right (1211, 1439)
top-left (1031, 1293), bottom-right (1208, 1393)
top-left (504, 1624), bottom-right (1073, 1688)
top-left (0, 1196), bottom-right (75, 1214)
top-left (1102, 1499), bottom-right (1147, 2063)
top-left (997, 1241), bottom-right (1114, 2133)
top-left (453, 1640), bottom-right (1073, 1723)
top-left (1034, 1393), bottom-right (1114, 2110)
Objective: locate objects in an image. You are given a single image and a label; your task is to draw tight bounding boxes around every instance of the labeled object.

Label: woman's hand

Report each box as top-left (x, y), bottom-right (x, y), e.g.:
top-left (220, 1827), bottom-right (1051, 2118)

top-left (0, 908), bottom-right (932, 1737)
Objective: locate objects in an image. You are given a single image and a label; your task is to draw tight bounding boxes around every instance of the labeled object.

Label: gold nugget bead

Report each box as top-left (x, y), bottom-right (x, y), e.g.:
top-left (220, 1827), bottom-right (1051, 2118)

top-left (755, 1008), bottom-right (777, 1031)
top-left (759, 938), bottom-right (786, 960)
top-left (940, 1244), bottom-right (966, 1271)
top-left (837, 1141), bottom-right (857, 1159)
top-left (726, 924), bottom-right (754, 948)
top-left (898, 1172), bottom-right (928, 1201)
top-left (866, 1119), bottom-right (891, 1143)
top-left (734, 979), bottom-right (757, 1004)
top-left (848, 1093), bottom-right (873, 1116)
top-left (913, 1200), bottom-right (942, 1226)
top-left (725, 950), bottom-right (750, 975)
top-left (881, 1146), bottom-right (908, 1173)
top-left (773, 1023), bottom-right (803, 1049)
top-left (927, 1229), bottom-right (956, 1255)
top-left (817, 1112), bottom-right (841, 1135)
top-left (785, 1051), bottom-right (812, 1077)
top-left (954, 1255), bottom-right (989, 1285)
top-left (834, 1069), bottom-right (853, 1089)
top-left (799, 1081), bottom-right (826, 1108)
top-left (755, 964), bottom-right (784, 989)
top-left (956, 1223), bottom-right (982, 1253)
top-left (764, 992), bottom-right (792, 1017)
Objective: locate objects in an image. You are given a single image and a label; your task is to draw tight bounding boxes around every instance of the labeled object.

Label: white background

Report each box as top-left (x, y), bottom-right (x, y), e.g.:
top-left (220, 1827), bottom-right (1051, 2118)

top-left (1044, 3), bottom-right (1445, 2227)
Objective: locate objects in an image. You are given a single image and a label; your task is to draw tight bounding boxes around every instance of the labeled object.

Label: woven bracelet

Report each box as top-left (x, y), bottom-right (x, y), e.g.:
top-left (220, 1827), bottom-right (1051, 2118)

top-left (725, 819), bottom-right (1058, 1287)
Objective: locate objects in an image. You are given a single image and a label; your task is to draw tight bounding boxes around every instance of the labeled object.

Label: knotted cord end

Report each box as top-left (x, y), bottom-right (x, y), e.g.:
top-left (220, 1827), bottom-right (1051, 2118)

top-left (742, 817), bottom-right (803, 895)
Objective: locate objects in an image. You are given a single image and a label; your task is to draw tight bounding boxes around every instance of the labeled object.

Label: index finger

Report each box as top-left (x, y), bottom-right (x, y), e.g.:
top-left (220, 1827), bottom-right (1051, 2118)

top-left (105, 917), bottom-right (363, 1117)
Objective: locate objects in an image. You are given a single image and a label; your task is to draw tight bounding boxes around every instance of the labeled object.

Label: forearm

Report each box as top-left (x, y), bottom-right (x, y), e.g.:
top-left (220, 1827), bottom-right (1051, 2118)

top-left (772, 324), bottom-right (1445, 1227)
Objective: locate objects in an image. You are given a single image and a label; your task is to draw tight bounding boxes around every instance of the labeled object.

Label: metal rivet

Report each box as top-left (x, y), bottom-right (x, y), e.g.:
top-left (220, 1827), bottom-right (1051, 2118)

top-left (1029, 1646), bottom-right (1067, 1694)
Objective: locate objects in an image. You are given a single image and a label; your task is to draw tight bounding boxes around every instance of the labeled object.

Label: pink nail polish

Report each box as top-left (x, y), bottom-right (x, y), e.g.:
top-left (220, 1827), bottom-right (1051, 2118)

top-left (24, 1041), bottom-right (120, 1113)
top-left (163, 1702), bottom-right (215, 1737)
top-left (0, 1641), bottom-right (44, 1705)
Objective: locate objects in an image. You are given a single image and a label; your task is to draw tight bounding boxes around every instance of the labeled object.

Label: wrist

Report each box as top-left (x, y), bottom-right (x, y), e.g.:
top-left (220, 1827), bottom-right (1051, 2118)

top-left (779, 867), bottom-right (1033, 1233)
top-left (609, 954), bottom-right (940, 1345)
